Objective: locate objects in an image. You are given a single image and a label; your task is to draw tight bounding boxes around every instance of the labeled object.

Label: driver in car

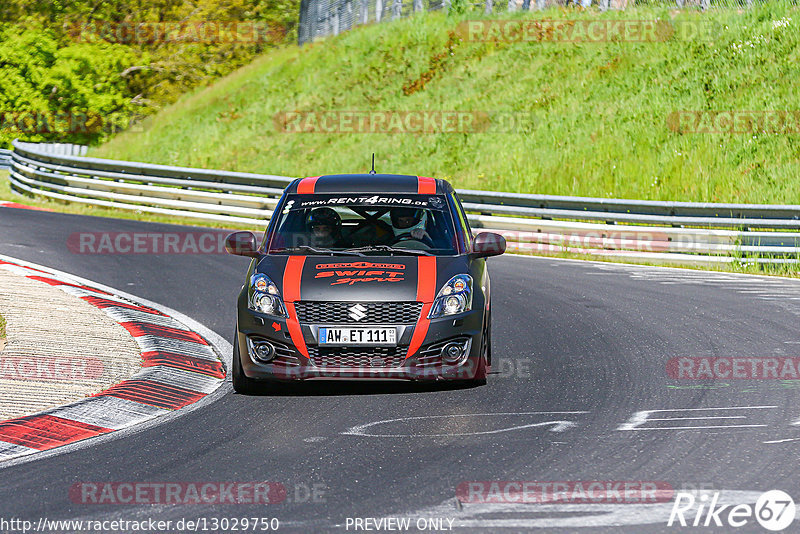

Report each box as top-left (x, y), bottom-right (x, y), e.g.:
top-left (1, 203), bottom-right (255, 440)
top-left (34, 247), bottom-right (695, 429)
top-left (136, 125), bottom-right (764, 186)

top-left (390, 207), bottom-right (432, 243)
top-left (306, 207), bottom-right (348, 248)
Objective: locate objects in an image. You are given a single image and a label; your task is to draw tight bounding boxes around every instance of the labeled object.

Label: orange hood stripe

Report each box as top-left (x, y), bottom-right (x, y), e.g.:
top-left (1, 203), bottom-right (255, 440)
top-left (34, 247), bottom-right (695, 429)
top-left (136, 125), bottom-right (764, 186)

top-left (297, 176), bottom-right (320, 194)
top-left (283, 256), bottom-right (308, 357)
top-left (406, 256), bottom-right (437, 359)
top-left (417, 176), bottom-right (436, 195)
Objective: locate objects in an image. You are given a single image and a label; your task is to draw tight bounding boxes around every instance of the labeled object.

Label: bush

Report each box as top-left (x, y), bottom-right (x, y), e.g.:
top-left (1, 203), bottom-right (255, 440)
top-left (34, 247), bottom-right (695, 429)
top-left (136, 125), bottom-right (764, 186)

top-left (0, 0), bottom-right (300, 148)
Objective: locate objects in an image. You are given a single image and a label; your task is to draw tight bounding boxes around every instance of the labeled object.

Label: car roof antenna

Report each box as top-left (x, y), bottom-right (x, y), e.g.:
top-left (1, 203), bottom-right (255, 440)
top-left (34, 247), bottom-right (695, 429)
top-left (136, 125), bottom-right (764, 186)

top-left (369, 153), bottom-right (376, 175)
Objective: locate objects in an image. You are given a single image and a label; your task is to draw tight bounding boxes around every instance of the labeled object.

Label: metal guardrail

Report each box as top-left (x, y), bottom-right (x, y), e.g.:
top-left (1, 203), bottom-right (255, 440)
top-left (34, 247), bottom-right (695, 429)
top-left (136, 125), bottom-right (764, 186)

top-left (6, 140), bottom-right (800, 266)
top-left (0, 149), bottom-right (11, 170)
top-left (19, 143), bottom-right (88, 157)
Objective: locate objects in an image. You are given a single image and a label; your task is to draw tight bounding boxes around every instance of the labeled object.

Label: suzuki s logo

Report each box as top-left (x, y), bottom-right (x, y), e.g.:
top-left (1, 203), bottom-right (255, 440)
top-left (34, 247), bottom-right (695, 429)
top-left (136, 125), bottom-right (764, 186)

top-left (348, 304), bottom-right (367, 321)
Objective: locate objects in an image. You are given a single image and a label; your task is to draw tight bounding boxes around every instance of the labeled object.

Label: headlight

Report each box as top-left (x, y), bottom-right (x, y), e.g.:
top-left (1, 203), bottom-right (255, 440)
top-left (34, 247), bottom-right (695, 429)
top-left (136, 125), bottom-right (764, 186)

top-left (429, 274), bottom-right (472, 318)
top-left (248, 274), bottom-right (287, 317)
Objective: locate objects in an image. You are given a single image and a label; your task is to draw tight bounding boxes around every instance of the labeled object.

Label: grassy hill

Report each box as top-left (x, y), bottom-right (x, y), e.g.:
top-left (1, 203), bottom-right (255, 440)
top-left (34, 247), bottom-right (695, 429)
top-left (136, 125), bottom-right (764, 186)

top-left (93, 3), bottom-right (800, 204)
top-left (0, 0), bottom-right (298, 148)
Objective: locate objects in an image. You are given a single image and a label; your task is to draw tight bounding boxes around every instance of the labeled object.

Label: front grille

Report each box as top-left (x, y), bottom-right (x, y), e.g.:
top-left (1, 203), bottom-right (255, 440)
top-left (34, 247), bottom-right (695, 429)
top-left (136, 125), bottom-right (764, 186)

top-left (308, 346), bottom-right (406, 368)
top-left (295, 301), bottom-right (422, 324)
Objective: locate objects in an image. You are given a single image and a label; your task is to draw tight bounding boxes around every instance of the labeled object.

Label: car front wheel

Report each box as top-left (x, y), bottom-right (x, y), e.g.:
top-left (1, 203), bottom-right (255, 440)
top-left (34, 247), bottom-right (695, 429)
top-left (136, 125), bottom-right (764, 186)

top-left (232, 333), bottom-right (261, 394)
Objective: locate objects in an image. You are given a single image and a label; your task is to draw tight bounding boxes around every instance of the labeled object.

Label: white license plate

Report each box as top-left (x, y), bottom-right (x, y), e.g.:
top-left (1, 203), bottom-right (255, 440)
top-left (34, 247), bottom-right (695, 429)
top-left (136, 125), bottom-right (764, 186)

top-left (319, 327), bottom-right (396, 346)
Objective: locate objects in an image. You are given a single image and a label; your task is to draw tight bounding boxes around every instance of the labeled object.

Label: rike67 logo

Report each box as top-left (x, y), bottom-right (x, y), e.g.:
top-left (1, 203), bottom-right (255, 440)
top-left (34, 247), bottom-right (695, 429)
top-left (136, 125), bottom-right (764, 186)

top-left (668, 490), bottom-right (796, 531)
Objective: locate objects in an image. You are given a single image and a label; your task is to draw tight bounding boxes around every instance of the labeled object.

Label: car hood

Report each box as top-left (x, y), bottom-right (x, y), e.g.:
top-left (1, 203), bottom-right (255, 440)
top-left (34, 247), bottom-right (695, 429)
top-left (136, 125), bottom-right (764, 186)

top-left (256, 255), bottom-right (466, 303)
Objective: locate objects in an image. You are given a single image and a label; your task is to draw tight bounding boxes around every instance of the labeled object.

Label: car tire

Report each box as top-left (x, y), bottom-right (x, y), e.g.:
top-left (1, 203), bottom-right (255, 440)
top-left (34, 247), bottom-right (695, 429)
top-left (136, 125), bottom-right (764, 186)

top-left (232, 334), bottom-right (261, 394)
top-left (458, 322), bottom-right (488, 387)
top-left (486, 304), bottom-right (493, 367)
top-left (450, 331), bottom-right (487, 387)
top-left (472, 325), bottom-right (488, 386)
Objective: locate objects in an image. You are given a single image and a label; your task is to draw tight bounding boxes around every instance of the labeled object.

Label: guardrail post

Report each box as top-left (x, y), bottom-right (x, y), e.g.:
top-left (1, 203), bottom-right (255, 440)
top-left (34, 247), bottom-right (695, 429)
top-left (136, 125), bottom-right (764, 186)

top-left (360, 0), bottom-right (370, 22)
top-left (344, 0), bottom-right (353, 32)
top-left (333, 3), bottom-right (340, 34)
top-left (392, 0), bottom-right (402, 19)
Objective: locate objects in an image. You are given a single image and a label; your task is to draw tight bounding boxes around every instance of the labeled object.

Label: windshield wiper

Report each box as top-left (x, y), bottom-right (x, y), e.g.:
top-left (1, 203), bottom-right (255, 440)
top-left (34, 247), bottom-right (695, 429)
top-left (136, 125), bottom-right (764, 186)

top-left (271, 246), bottom-right (364, 256)
top-left (343, 245), bottom-right (433, 256)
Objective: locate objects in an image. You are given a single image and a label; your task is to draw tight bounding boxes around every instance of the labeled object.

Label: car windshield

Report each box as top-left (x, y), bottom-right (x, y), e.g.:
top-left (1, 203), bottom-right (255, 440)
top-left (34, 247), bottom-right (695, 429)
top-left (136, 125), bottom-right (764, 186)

top-left (267, 194), bottom-right (459, 255)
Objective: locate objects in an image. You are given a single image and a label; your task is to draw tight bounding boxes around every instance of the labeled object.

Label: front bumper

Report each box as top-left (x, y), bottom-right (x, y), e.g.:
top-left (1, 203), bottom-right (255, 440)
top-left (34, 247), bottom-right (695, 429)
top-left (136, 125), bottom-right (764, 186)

top-left (236, 298), bottom-right (484, 382)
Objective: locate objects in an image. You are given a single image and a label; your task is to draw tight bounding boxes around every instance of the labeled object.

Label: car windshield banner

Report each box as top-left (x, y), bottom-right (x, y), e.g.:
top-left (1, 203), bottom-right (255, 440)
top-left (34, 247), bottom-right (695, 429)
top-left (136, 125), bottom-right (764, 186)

top-left (288, 194), bottom-right (446, 211)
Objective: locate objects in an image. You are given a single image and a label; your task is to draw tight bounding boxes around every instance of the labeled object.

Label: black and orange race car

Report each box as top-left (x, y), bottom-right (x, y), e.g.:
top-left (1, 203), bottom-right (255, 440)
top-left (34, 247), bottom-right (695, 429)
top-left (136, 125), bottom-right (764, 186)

top-left (225, 174), bottom-right (505, 392)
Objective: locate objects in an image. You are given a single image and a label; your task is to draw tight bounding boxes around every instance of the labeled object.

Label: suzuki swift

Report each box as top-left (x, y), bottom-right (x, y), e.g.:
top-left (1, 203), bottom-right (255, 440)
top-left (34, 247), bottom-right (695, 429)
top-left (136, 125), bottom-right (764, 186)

top-left (225, 174), bottom-right (505, 392)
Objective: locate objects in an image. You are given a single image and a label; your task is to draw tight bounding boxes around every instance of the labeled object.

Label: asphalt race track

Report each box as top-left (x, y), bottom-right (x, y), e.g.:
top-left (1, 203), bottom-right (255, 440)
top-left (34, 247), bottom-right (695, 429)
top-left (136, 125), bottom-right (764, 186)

top-left (2, 206), bottom-right (800, 532)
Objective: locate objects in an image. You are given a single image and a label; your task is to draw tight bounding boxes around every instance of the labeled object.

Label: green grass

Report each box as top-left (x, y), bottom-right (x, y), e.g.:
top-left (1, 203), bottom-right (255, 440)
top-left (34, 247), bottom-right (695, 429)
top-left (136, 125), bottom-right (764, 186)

top-left (91, 3), bottom-right (800, 204)
top-left (0, 312), bottom-right (5, 341)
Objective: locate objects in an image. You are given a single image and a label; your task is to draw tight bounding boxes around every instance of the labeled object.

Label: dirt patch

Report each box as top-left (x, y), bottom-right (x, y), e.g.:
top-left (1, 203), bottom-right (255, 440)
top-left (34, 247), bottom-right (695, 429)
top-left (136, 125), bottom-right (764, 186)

top-left (0, 269), bottom-right (142, 420)
top-left (402, 31), bottom-right (462, 96)
top-left (0, 312), bottom-right (5, 353)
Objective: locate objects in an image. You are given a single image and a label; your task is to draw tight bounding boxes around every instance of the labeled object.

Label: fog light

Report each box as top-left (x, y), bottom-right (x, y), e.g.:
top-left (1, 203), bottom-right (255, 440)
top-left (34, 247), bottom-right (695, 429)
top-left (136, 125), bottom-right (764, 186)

top-left (252, 340), bottom-right (276, 363)
top-left (441, 341), bottom-right (467, 365)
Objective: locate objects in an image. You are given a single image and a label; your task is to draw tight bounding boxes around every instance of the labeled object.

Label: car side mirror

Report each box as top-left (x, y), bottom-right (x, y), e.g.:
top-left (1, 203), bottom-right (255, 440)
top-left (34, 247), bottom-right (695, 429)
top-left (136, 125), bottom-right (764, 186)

top-left (225, 231), bottom-right (260, 258)
top-left (471, 232), bottom-right (506, 258)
